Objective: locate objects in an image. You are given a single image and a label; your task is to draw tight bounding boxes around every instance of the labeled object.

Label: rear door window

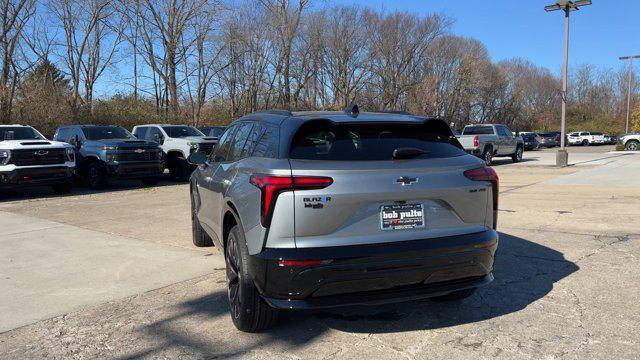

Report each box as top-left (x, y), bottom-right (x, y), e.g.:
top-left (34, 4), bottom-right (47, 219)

top-left (227, 123), bottom-right (254, 162)
top-left (211, 125), bottom-right (239, 162)
top-left (290, 121), bottom-right (465, 161)
top-left (242, 123), bottom-right (279, 158)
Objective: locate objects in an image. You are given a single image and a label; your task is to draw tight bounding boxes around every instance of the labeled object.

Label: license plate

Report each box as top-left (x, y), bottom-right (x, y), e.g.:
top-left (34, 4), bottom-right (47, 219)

top-left (380, 204), bottom-right (425, 231)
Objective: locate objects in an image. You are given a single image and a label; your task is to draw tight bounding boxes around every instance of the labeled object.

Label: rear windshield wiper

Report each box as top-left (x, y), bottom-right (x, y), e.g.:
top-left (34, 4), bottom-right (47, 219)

top-left (392, 147), bottom-right (430, 160)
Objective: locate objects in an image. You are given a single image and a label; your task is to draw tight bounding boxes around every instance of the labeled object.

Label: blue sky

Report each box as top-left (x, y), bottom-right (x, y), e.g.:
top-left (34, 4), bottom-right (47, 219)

top-left (342, 0), bottom-right (640, 74)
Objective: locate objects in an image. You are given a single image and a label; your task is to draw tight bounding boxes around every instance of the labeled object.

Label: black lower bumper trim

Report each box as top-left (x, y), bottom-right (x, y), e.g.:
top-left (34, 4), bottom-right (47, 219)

top-left (248, 230), bottom-right (498, 310)
top-left (0, 166), bottom-right (74, 187)
top-left (264, 273), bottom-right (493, 310)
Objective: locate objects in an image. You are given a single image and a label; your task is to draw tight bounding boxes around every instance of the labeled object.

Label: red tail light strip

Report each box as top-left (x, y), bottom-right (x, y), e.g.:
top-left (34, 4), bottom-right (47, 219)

top-left (250, 174), bottom-right (333, 227)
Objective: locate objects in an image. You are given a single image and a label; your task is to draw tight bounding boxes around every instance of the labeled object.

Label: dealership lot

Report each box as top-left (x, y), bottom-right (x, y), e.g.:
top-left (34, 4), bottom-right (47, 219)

top-left (1, 148), bottom-right (639, 359)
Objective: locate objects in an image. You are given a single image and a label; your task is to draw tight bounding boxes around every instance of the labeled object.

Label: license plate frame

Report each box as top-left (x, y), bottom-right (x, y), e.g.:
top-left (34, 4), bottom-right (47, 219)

top-left (380, 203), bottom-right (425, 231)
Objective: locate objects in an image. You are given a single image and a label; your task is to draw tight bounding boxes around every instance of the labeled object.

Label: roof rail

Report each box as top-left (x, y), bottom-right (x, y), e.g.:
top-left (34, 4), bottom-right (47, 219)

top-left (375, 110), bottom-right (413, 115)
top-left (253, 109), bottom-right (293, 116)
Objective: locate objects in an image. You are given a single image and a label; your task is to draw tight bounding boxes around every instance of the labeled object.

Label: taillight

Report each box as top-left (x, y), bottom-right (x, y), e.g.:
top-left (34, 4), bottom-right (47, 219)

top-left (473, 135), bottom-right (479, 148)
top-left (250, 174), bottom-right (333, 227)
top-left (464, 167), bottom-right (499, 213)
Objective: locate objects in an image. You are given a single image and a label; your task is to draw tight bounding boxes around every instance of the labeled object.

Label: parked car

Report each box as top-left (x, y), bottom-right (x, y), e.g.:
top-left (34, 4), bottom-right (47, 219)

top-left (537, 132), bottom-right (559, 148)
top-left (456, 124), bottom-right (524, 165)
top-left (619, 133), bottom-right (640, 151)
top-left (1, 125), bottom-right (75, 194)
top-left (188, 107), bottom-right (499, 332)
top-left (54, 125), bottom-right (164, 189)
top-left (603, 134), bottom-right (617, 145)
top-left (567, 131), bottom-right (605, 146)
top-left (520, 132), bottom-right (540, 150)
top-left (132, 124), bottom-right (217, 181)
top-left (199, 126), bottom-right (226, 139)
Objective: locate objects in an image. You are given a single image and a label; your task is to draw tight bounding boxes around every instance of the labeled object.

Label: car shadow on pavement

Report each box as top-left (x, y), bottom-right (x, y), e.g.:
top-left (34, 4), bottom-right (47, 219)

top-left (114, 232), bottom-right (577, 359)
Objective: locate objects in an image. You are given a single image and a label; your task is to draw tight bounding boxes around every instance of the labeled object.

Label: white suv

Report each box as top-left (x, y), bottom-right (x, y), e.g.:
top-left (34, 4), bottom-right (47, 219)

top-left (567, 132), bottom-right (605, 146)
top-left (0, 125), bottom-right (76, 194)
top-left (132, 124), bottom-right (218, 181)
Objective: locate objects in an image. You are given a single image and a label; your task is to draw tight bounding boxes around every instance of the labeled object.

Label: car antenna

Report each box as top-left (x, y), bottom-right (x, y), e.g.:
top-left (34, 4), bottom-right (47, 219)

top-left (344, 103), bottom-right (359, 118)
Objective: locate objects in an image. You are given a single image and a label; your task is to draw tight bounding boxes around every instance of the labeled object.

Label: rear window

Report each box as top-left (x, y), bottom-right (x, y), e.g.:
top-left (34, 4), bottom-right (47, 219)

top-left (462, 125), bottom-right (494, 135)
top-left (591, 132), bottom-right (603, 135)
top-left (289, 121), bottom-right (465, 161)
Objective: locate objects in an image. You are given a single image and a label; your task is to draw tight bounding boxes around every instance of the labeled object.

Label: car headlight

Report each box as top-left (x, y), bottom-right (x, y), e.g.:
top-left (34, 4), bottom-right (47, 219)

top-left (0, 150), bottom-right (10, 165)
top-left (101, 146), bottom-right (116, 151)
top-left (65, 148), bottom-right (75, 162)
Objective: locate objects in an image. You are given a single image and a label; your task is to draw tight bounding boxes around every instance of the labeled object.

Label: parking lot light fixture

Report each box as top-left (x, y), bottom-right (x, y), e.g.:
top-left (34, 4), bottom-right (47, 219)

top-left (619, 55), bottom-right (640, 134)
top-left (545, 0), bottom-right (592, 167)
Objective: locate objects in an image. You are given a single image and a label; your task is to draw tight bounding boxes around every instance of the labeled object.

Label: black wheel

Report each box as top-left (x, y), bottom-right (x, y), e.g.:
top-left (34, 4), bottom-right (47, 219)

top-left (511, 146), bottom-right (523, 163)
top-left (582, 139), bottom-right (589, 146)
top-left (87, 163), bottom-right (107, 190)
top-left (52, 183), bottom-right (73, 194)
top-left (191, 185), bottom-right (213, 247)
top-left (482, 147), bottom-right (493, 166)
top-left (431, 287), bottom-right (477, 302)
top-left (625, 140), bottom-right (638, 151)
top-left (225, 224), bottom-right (278, 332)
top-left (141, 178), bottom-right (160, 186)
top-left (169, 157), bottom-right (191, 182)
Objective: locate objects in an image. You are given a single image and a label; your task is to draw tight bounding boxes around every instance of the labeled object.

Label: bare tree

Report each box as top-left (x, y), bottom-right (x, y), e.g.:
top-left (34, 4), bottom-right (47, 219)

top-left (0, 0), bottom-right (35, 122)
top-left (136, 0), bottom-right (208, 118)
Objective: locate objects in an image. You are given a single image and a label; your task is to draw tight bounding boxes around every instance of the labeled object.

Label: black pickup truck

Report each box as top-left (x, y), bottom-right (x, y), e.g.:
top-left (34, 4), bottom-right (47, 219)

top-left (53, 125), bottom-right (164, 189)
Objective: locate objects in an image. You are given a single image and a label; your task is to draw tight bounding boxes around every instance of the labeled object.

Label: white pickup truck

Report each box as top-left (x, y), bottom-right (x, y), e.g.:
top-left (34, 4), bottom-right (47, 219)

top-left (456, 124), bottom-right (524, 165)
top-left (0, 125), bottom-right (76, 194)
top-left (567, 132), bottom-right (605, 146)
top-left (132, 124), bottom-right (218, 181)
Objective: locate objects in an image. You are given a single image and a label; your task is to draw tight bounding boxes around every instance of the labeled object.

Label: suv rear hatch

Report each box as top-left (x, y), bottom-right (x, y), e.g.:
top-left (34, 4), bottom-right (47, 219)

top-left (287, 120), bottom-right (495, 248)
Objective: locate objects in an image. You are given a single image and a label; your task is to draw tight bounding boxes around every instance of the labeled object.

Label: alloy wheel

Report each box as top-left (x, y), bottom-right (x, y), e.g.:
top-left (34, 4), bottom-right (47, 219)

top-left (225, 234), bottom-right (241, 319)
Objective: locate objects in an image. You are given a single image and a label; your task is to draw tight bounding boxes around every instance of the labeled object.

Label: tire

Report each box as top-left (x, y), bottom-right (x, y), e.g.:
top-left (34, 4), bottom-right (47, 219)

top-left (52, 182), bottom-right (73, 194)
top-left (431, 287), bottom-right (477, 302)
top-left (625, 140), bottom-right (638, 151)
top-left (582, 140), bottom-right (589, 147)
top-left (511, 146), bottom-right (523, 163)
top-left (481, 147), bottom-right (493, 166)
top-left (169, 157), bottom-right (191, 182)
top-left (225, 224), bottom-right (278, 332)
top-left (87, 162), bottom-right (107, 190)
top-left (190, 185), bottom-right (213, 247)
top-left (141, 178), bottom-right (160, 186)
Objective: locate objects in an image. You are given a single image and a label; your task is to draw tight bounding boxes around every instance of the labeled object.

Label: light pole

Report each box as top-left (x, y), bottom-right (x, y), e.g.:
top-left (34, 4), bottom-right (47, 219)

top-left (545, 0), bottom-right (592, 167)
top-left (619, 55), bottom-right (640, 134)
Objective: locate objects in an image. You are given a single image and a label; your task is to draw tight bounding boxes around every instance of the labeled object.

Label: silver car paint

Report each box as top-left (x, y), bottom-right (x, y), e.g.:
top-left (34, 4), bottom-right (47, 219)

top-left (193, 116), bottom-right (494, 256)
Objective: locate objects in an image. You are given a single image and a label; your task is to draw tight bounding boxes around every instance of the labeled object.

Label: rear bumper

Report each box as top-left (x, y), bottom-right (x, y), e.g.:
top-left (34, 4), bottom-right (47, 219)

top-left (248, 229), bottom-right (498, 310)
top-left (0, 166), bottom-right (75, 188)
top-left (106, 162), bottom-right (163, 178)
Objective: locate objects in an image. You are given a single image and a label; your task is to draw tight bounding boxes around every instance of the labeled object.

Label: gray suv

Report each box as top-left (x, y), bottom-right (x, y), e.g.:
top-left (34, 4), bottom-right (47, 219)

top-left (189, 107), bottom-right (499, 332)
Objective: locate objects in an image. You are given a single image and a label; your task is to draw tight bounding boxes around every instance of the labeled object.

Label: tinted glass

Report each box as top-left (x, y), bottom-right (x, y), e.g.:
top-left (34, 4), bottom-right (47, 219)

top-left (462, 126), bottom-right (494, 135)
top-left (591, 132), bottom-right (603, 135)
top-left (133, 127), bottom-right (148, 139)
top-left (290, 122), bottom-right (465, 161)
top-left (227, 123), bottom-right (254, 161)
top-left (212, 125), bottom-right (238, 162)
top-left (146, 127), bottom-right (163, 142)
top-left (0, 127), bottom-right (45, 141)
top-left (82, 126), bottom-right (135, 140)
top-left (522, 134), bottom-right (534, 141)
top-left (162, 126), bottom-right (204, 138)
top-left (54, 128), bottom-right (69, 142)
top-left (240, 123), bottom-right (279, 158)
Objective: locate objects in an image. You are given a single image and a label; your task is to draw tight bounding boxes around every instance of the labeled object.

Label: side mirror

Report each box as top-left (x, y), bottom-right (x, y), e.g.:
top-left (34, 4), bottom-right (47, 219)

top-left (188, 151), bottom-right (207, 165)
top-left (154, 133), bottom-right (164, 145)
top-left (70, 134), bottom-right (82, 148)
